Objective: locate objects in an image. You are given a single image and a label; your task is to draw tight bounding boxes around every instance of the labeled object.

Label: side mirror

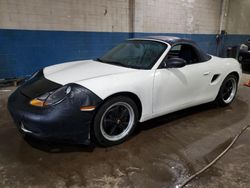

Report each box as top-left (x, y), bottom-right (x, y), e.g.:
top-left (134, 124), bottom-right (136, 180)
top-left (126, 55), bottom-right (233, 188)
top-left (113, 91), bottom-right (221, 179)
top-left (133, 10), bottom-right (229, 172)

top-left (163, 58), bottom-right (186, 68)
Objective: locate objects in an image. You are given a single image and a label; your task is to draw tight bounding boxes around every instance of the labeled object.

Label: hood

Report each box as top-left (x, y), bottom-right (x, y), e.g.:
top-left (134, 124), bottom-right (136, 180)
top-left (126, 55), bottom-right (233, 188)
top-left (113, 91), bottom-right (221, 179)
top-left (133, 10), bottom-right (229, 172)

top-left (43, 60), bottom-right (135, 85)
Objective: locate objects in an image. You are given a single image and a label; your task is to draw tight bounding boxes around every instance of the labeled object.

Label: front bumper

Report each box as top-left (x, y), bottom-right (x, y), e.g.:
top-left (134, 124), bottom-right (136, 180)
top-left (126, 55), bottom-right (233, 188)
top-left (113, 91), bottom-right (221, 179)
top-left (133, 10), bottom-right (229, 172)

top-left (8, 70), bottom-right (102, 144)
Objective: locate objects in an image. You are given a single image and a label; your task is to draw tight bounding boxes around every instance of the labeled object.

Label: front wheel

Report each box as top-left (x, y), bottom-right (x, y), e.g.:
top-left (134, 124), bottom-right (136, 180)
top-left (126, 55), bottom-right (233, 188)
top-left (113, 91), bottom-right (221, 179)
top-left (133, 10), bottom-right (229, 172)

top-left (215, 74), bottom-right (238, 106)
top-left (92, 96), bottom-right (138, 146)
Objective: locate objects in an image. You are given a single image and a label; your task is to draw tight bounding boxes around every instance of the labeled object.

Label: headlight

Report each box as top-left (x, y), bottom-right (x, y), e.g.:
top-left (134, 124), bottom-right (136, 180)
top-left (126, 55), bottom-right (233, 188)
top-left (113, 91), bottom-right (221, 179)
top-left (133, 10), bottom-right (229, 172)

top-left (30, 85), bottom-right (71, 107)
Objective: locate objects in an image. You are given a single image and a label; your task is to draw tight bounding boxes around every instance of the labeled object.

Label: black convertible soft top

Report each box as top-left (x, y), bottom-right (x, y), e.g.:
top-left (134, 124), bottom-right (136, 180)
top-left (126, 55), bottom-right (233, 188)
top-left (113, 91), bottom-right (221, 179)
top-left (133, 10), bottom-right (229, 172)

top-left (138, 36), bottom-right (212, 62)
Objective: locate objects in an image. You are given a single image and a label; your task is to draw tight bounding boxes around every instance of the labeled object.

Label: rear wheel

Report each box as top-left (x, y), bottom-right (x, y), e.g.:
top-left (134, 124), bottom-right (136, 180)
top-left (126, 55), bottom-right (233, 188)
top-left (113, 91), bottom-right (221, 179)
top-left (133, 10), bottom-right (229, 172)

top-left (215, 74), bottom-right (238, 106)
top-left (92, 96), bottom-right (138, 146)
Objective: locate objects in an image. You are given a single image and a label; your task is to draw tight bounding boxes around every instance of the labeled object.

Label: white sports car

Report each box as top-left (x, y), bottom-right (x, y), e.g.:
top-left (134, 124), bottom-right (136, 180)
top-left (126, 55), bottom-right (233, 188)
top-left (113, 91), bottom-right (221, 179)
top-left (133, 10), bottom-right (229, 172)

top-left (8, 36), bottom-right (242, 146)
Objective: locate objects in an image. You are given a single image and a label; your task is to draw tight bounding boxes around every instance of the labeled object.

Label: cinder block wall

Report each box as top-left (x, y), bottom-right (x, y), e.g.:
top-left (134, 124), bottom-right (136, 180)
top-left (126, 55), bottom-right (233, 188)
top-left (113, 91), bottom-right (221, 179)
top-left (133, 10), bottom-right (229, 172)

top-left (224, 0), bottom-right (250, 47)
top-left (0, 0), bottom-right (249, 78)
top-left (0, 0), bottom-right (131, 32)
top-left (226, 0), bottom-right (250, 34)
top-left (133, 0), bottom-right (221, 34)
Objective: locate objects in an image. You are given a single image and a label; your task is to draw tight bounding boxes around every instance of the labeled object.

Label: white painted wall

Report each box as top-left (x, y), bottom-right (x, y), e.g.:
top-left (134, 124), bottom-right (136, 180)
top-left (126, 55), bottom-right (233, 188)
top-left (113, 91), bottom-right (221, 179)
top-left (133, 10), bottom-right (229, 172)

top-left (226, 0), bottom-right (250, 34)
top-left (0, 0), bottom-right (222, 34)
top-left (134, 0), bottom-right (221, 34)
top-left (0, 0), bottom-right (131, 32)
top-left (1, 0), bottom-right (248, 35)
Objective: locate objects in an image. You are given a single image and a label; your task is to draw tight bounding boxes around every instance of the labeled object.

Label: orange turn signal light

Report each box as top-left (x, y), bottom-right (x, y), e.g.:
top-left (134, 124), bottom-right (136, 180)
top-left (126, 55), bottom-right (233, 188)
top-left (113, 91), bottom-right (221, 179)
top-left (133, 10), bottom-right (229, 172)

top-left (30, 99), bottom-right (47, 107)
top-left (80, 106), bottom-right (96, 111)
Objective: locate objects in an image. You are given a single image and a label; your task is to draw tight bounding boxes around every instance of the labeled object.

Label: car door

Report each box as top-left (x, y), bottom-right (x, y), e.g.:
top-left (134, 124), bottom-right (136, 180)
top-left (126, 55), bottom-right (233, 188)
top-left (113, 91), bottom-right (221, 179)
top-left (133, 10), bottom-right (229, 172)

top-left (153, 44), bottom-right (213, 116)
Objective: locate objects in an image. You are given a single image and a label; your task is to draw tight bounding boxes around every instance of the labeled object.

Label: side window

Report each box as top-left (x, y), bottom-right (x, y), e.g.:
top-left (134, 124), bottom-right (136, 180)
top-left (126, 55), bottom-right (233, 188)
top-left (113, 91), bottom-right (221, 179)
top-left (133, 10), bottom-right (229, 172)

top-left (167, 45), bottom-right (181, 59)
top-left (167, 44), bottom-right (200, 64)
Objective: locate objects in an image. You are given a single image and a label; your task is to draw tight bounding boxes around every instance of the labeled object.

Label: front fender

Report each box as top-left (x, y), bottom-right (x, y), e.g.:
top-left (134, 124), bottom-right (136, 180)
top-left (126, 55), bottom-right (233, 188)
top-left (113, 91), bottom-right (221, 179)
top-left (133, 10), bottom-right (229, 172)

top-left (76, 70), bottom-right (155, 122)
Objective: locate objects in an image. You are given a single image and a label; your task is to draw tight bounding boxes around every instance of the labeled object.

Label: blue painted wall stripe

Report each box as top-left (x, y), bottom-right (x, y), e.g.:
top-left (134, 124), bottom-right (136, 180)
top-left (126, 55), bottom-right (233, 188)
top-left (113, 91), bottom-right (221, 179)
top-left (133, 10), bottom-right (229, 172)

top-left (0, 29), bottom-right (250, 78)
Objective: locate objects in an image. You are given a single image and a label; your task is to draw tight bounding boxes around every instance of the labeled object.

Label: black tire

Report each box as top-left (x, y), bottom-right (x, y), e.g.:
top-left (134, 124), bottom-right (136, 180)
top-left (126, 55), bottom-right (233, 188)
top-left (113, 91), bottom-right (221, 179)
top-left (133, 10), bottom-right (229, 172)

top-left (215, 74), bottom-right (238, 106)
top-left (92, 96), bottom-right (138, 147)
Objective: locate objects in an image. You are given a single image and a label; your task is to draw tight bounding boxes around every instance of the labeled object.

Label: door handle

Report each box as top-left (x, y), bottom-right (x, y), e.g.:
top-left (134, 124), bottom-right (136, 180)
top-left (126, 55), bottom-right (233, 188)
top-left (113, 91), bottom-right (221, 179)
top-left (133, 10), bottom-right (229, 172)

top-left (203, 71), bottom-right (210, 76)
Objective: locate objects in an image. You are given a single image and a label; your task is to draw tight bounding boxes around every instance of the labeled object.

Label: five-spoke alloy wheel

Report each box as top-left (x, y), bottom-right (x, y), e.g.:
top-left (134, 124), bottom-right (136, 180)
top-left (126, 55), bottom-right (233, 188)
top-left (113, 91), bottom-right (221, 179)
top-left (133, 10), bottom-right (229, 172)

top-left (92, 96), bottom-right (138, 146)
top-left (216, 74), bottom-right (238, 106)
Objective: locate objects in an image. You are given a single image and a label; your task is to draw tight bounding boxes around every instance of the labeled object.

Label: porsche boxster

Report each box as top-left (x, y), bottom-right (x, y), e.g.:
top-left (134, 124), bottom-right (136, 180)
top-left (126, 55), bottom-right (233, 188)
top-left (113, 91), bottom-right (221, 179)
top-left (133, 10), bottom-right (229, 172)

top-left (8, 36), bottom-right (242, 146)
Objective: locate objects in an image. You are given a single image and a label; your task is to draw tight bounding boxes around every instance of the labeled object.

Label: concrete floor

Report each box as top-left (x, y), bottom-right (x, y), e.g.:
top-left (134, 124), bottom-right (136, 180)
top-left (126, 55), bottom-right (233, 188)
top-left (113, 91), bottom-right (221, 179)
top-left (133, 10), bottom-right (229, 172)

top-left (0, 73), bottom-right (250, 188)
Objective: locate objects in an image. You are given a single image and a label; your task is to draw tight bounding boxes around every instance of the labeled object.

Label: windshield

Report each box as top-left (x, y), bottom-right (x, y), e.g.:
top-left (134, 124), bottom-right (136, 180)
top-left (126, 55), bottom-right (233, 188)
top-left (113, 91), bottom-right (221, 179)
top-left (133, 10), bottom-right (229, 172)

top-left (97, 40), bottom-right (167, 69)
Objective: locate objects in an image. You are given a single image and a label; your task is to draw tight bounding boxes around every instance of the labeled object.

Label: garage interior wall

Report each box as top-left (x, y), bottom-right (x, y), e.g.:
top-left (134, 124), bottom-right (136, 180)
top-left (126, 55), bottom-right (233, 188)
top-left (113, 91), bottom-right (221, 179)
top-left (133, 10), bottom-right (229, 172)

top-left (224, 0), bottom-right (250, 47)
top-left (0, 0), bottom-right (249, 78)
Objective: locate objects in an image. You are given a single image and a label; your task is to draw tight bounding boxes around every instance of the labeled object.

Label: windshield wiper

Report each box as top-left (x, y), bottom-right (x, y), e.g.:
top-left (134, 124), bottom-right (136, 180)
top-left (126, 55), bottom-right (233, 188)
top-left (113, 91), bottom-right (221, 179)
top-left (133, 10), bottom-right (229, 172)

top-left (96, 58), bottom-right (105, 62)
top-left (107, 61), bottom-right (127, 67)
top-left (97, 58), bottom-right (143, 69)
top-left (99, 59), bottom-right (129, 68)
